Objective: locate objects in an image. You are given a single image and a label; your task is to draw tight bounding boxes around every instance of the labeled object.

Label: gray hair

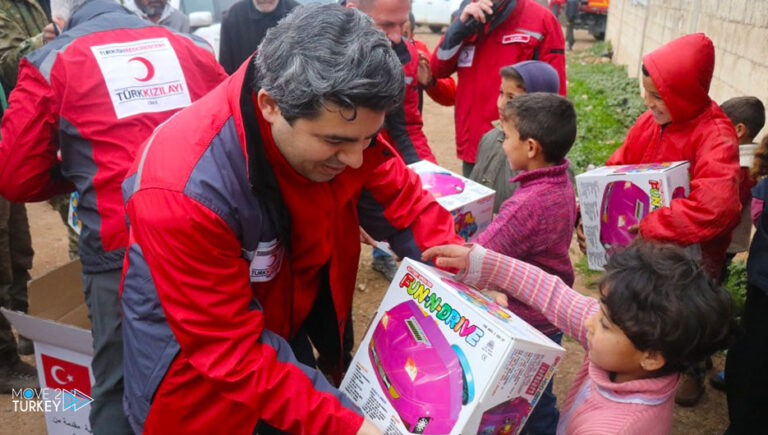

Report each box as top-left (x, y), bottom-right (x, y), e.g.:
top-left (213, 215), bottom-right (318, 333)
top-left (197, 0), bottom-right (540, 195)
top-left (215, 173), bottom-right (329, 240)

top-left (255, 4), bottom-right (404, 123)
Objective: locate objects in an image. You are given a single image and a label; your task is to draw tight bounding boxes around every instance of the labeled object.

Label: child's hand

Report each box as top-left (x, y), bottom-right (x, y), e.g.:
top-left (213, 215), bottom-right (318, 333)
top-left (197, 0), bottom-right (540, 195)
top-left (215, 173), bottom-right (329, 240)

top-left (422, 244), bottom-right (471, 270)
top-left (483, 290), bottom-right (509, 307)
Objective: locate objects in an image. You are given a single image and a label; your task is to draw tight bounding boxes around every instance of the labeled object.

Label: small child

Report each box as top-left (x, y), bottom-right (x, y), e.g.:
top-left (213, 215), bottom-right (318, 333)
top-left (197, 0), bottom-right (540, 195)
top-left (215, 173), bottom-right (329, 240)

top-left (725, 135), bottom-right (768, 433)
top-left (720, 96), bottom-right (765, 265)
top-left (474, 92), bottom-right (577, 433)
top-left (709, 96), bottom-right (764, 391)
top-left (469, 61), bottom-right (561, 212)
top-left (423, 241), bottom-right (733, 435)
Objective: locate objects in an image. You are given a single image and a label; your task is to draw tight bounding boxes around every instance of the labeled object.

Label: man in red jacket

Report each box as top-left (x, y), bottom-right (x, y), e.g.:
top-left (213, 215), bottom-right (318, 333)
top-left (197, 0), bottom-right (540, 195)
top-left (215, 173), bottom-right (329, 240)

top-left (431, 0), bottom-right (566, 176)
top-left (120, 4), bottom-right (461, 433)
top-left (579, 33), bottom-right (741, 408)
top-left (0, 0), bottom-right (227, 432)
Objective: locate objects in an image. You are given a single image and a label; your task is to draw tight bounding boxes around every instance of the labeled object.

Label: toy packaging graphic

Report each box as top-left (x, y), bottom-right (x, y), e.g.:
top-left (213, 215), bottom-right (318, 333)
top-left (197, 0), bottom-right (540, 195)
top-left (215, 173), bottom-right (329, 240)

top-left (340, 259), bottom-right (565, 435)
top-left (576, 161), bottom-right (690, 270)
top-left (409, 161), bottom-right (495, 242)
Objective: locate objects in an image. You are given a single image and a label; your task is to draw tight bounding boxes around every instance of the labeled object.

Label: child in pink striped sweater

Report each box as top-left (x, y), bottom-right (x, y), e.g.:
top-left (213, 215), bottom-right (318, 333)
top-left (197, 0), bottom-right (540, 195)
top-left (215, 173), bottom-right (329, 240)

top-left (423, 242), bottom-right (733, 434)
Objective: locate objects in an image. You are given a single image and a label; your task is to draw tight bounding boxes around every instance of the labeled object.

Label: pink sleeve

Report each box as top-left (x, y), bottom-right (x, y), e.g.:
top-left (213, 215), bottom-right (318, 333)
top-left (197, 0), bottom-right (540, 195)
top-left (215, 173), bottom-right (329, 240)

top-left (753, 198), bottom-right (764, 227)
top-left (460, 245), bottom-right (598, 348)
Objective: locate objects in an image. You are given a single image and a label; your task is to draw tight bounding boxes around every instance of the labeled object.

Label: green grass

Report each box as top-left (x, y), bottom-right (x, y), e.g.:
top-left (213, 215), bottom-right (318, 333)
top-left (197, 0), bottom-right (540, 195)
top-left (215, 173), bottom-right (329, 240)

top-left (574, 255), bottom-right (603, 290)
top-left (566, 42), bottom-right (646, 174)
top-left (724, 260), bottom-right (748, 315)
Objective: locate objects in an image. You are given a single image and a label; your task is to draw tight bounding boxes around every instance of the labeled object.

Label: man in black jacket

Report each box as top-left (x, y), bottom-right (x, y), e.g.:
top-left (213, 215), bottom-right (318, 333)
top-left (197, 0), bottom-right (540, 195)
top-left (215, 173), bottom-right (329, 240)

top-left (219, 0), bottom-right (298, 74)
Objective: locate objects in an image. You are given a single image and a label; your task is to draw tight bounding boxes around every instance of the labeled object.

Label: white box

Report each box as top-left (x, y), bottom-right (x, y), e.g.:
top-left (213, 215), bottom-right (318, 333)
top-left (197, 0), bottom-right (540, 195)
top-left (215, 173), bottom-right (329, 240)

top-left (2, 260), bottom-right (95, 435)
top-left (341, 259), bottom-right (565, 435)
top-left (409, 161), bottom-right (495, 242)
top-left (576, 161), bottom-right (690, 270)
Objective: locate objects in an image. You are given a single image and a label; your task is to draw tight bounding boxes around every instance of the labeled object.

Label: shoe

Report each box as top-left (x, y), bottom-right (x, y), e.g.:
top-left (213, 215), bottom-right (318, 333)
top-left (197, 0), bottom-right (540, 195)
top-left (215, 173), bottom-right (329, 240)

top-left (709, 371), bottom-right (726, 392)
top-left (675, 372), bottom-right (705, 407)
top-left (17, 336), bottom-right (34, 356)
top-left (371, 255), bottom-right (398, 281)
top-left (0, 359), bottom-right (39, 393)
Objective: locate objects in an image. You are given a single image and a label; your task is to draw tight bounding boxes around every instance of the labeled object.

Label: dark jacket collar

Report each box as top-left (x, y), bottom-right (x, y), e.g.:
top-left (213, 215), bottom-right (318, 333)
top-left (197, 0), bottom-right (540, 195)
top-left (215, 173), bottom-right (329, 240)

top-left (65, 0), bottom-right (132, 30)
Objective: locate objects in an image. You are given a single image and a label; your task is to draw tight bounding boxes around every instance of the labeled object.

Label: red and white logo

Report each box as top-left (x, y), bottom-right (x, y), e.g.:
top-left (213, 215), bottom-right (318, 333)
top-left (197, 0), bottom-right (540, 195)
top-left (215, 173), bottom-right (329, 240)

top-left (128, 56), bottom-right (156, 82)
top-left (502, 33), bottom-right (532, 44)
top-left (40, 354), bottom-right (91, 396)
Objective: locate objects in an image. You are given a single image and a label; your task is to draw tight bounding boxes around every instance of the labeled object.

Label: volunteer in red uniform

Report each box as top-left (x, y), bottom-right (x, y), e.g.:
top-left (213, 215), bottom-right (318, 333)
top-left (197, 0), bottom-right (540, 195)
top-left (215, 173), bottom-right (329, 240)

top-left (120, 5), bottom-right (461, 433)
top-left (346, 0), bottom-right (437, 164)
top-left (0, 0), bottom-right (226, 432)
top-left (431, 0), bottom-right (566, 176)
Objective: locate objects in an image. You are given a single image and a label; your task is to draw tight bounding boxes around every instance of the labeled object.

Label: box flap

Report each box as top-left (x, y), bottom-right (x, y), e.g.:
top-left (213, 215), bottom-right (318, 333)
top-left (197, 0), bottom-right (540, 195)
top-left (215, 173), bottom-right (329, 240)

top-left (28, 260), bottom-right (90, 329)
top-left (1, 308), bottom-right (93, 355)
top-left (1, 260), bottom-right (93, 355)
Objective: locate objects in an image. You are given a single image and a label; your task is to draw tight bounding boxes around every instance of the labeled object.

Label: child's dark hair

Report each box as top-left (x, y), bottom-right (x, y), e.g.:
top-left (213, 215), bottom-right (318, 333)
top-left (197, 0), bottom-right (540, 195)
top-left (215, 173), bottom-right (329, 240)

top-left (752, 135), bottom-right (768, 179)
top-left (599, 241), bottom-right (733, 375)
top-left (499, 65), bottom-right (524, 89)
top-left (500, 93), bottom-right (576, 163)
top-left (721, 96), bottom-right (765, 141)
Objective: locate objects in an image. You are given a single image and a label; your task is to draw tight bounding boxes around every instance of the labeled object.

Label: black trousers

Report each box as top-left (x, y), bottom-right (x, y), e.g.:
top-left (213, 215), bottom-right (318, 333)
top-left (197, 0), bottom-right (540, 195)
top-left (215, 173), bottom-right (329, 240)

top-left (725, 284), bottom-right (768, 434)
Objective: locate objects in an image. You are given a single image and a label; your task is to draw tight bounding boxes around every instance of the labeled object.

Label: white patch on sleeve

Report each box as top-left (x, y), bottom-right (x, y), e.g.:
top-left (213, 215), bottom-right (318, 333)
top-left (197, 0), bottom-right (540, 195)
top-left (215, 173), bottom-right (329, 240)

top-left (90, 38), bottom-right (191, 119)
top-left (457, 45), bottom-right (475, 68)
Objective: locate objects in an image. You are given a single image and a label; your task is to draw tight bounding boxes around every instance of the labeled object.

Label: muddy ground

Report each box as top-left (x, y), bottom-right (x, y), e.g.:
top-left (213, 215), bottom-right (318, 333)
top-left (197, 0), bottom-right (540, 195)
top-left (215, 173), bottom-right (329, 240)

top-left (2, 29), bottom-right (727, 434)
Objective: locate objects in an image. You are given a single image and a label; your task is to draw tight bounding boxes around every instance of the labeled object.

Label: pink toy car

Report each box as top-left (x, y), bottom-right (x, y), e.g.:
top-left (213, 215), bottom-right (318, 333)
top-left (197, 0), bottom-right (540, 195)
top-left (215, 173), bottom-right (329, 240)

top-left (477, 397), bottom-right (532, 435)
top-left (419, 172), bottom-right (466, 198)
top-left (369, 300), bottom-right (474, 434)
top-left (599, 180), bottom-right (649, 253)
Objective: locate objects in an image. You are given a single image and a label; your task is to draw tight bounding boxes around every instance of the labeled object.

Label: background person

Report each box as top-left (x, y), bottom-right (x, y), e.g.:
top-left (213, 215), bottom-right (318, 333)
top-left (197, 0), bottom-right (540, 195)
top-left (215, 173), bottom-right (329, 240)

top-left (219, 0), bottom-right (298, 74)
top-left (431, 0), bottom-right (566, 177)
top-left (0, 0), bottom-right (227, 431)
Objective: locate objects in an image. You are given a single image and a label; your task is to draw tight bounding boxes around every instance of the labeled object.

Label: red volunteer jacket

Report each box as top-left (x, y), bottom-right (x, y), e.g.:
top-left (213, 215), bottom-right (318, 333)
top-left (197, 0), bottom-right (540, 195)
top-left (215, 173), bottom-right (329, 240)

top-left (0, 0), bottom-right (226, 273)
top-left (606, 33), bottom-right (741, 279)
top-left (430, 0), bottom-right (566, 163)
top-left (120, 58), bottom-right (462, 433)
top-left (383, 39), bottom-right (437, 163)
top-left (413, 38), bottom-right (456, 107)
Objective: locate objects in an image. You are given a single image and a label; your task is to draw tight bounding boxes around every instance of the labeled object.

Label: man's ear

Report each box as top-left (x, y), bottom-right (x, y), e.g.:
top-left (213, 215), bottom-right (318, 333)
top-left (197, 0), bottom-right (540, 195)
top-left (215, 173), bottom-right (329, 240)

top-left (639, 350), bottom-right (666, 373)
top-left (734, 122), bottom-right (750, 142)
top-left (345, 1), bottom-right (358, 9)
top-left (257, 89), bottom-right (281, 124)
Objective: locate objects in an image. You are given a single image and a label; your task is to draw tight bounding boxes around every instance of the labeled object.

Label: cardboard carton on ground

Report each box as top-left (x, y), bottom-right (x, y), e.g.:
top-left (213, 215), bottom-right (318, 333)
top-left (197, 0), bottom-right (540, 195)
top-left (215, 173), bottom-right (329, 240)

top-left (409, 160), bottom-right (495, 242)
top-left (1, 260), bottom-right (95, 434)
top-left (576, 161), bottom-right (690, 270)
top-left (341, 259), bottom-right (565, 435)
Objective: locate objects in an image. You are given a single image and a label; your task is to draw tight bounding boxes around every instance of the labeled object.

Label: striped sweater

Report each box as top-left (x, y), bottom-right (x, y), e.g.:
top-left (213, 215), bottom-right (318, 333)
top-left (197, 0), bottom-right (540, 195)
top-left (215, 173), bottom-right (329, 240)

top-left (461, 245), bottom-right (680, 435)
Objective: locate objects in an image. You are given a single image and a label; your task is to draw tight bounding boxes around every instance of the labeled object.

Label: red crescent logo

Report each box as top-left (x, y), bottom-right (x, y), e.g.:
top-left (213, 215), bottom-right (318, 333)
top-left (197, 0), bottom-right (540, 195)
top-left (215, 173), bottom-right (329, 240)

top-left (129, 56), bottom-right (155, 82)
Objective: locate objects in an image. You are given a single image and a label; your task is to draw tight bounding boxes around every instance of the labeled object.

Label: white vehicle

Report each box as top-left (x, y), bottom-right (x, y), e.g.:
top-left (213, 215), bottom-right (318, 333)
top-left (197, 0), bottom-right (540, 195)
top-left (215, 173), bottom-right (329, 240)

top-left (411, 0), bottom-right (464, 33)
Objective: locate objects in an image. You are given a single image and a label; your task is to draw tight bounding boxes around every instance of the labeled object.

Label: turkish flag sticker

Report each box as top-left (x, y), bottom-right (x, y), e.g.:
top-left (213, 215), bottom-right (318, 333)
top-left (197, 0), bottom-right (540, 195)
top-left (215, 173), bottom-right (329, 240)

top-left (40, 354), bottom-right (92, 396)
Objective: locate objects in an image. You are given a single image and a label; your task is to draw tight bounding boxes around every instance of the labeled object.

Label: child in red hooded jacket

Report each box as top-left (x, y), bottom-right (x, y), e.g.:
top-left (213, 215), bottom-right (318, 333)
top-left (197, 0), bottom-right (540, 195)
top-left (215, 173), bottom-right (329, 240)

top-left (578, 32), bottom-right (741, 408)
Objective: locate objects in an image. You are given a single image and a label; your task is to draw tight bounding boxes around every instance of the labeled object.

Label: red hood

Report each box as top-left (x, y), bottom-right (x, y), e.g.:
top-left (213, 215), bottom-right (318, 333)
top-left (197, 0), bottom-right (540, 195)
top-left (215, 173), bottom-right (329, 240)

top-left (642, 33), bottom-right (714, 123)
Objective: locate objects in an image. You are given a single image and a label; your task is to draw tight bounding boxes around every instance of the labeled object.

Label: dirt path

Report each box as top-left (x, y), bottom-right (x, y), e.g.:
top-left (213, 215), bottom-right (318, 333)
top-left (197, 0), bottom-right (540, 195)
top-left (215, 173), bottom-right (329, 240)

top-left (5, 28), bottom-right (727, 434)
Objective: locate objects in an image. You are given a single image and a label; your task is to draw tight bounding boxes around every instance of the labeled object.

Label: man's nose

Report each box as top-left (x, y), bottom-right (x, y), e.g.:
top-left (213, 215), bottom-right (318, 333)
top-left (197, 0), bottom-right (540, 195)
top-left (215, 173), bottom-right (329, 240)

top-left (336, 141), bottom-right (365, 169)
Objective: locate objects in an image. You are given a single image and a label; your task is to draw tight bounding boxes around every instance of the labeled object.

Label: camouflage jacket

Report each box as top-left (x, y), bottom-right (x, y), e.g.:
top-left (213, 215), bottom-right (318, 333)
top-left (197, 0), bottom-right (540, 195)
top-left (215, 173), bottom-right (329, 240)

top-left (0, 0), bottom-right (46, 91)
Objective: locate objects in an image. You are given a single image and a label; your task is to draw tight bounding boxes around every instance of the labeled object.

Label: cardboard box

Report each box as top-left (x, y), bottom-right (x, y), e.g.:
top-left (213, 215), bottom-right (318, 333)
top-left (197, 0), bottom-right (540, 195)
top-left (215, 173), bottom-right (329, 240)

top-left (341, 259), bottom-right (565, 435)
top-left (2, 260), bottom-right (95, 435)
top-left (409, 161), bottom-right (495, 242)
top-left (576, 161), bottom-right (690, 270)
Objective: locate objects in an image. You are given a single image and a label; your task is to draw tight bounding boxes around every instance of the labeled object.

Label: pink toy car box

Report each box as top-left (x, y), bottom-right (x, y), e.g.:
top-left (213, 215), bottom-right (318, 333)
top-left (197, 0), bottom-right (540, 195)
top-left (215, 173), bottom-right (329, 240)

top-left (409, 161), bottom-right (495, 242)
top-left (576, 161), bottom-right (690, 270)
top-left (341, 259), bottom-right (565, 435)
